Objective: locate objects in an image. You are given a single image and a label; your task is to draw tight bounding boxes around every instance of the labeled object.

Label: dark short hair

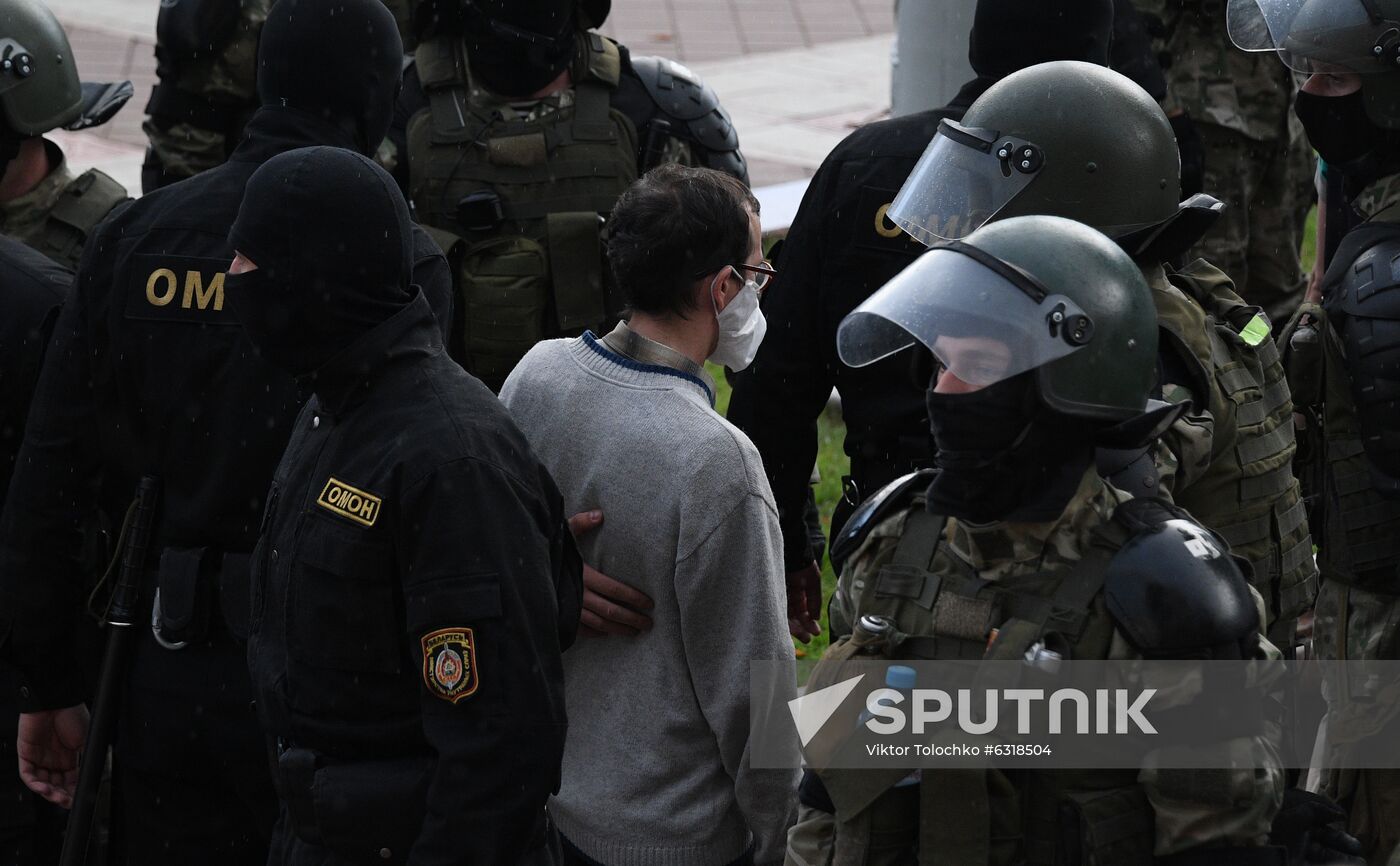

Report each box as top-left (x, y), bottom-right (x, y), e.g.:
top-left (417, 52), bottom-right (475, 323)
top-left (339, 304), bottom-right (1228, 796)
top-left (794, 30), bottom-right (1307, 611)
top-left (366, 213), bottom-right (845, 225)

top-left (606, 164), bottom-right (759, 319)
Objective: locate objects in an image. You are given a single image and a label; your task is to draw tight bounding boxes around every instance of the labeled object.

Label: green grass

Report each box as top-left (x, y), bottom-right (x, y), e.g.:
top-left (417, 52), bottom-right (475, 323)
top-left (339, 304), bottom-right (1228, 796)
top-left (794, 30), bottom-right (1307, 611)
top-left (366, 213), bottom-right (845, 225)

top-left (710, 364), bottom-right (849, 684)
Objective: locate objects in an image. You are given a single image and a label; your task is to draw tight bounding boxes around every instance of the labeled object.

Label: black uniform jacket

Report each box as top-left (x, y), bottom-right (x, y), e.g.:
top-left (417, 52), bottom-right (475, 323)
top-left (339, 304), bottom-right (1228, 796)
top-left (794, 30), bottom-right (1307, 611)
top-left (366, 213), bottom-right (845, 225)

top-left (0, 107), bottom-right (454, 711)
top-left (248, 293), bottom-right (578, 864)
top-left (0, 236), bottom-right (70, 502)
top-left (727, 102), bottom-right (968, 571)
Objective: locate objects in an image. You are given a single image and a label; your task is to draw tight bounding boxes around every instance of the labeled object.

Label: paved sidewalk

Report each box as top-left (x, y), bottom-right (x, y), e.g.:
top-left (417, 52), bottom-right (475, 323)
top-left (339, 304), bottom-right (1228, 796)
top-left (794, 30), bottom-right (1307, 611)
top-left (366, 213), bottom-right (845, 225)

top-left (45, 0), bottom-right (896, 207)
top-left (601, 0), bottom-right (892, 62)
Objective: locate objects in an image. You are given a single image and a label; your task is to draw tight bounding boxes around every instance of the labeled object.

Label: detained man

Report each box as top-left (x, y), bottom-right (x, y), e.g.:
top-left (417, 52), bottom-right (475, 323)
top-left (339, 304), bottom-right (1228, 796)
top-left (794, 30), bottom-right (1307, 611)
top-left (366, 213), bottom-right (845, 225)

top-left (500, 163), bottom-right (798, 866)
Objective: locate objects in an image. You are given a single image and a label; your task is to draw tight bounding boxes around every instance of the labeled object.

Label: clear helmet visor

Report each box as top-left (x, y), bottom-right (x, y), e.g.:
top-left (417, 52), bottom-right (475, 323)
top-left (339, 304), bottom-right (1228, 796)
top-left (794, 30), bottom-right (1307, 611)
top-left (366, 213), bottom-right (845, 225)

top-left (836, 246), bottom-right (1091, 388)
top-left (887, 119), bottom-right (1043, 244)
top-left (1228, 0), bottom-right (1385, 73)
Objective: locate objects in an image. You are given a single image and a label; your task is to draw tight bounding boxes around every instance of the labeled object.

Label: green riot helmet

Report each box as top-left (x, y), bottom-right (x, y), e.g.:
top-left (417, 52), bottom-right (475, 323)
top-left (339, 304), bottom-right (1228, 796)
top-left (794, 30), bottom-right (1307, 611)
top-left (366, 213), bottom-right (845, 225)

top-left (838, 214), bottom-right (1159, 423)
top-left (887, 61), bottom-right (1215, 260)
top-left (1229, 0), bottom-right (1400, 128)
top-left (0, 0), bottom-right (81, 136)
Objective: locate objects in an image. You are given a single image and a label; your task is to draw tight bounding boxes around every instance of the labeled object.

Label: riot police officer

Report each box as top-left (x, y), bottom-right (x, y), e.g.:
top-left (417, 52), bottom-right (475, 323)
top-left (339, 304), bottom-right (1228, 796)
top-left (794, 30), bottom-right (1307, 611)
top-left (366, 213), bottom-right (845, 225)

top-left (1136, 0), bottom-right (1315, 326)
top-left (141, 0), bottom-right (267, 193)
top-left (1232, 1), bottom-right (1400, 860)
top-left (230, 145), bottom-right (578, 865)
top-left (883, 61), bottom-right (1316, 651)
top-left (726, 0), bottom-right (1118, 638)
top-left (403, 0), bottom-right (747, 391)
top-left (0, 0), bottom-right (452, 861)
top-left (142, 0), bottom-right (419, 194)
top-left (787, 214), bottom-right (1286, 865)
top-left (0, 235), bottom-right (73, 864)
top-left (0, 0), bottom-right (131, 268)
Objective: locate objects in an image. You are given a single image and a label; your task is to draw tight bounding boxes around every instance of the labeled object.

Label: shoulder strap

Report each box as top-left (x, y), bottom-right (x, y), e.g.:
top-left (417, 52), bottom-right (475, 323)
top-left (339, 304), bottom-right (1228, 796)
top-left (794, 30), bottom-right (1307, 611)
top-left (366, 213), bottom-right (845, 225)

top-left (35, 169), bottom-right (128, 267)
top-left (573, 32), bottom-right (621, 88)
top-left (891, 508), bottom-right (945, 570)
top-left (50, 169), bottom-right (127, 234)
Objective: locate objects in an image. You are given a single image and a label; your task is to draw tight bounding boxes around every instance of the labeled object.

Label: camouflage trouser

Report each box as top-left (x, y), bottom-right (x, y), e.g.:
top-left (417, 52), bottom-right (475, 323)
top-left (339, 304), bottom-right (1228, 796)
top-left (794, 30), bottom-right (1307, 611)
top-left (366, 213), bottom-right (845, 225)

top-left (1310, 580), bottom-right (1400, 866)
top-left (1190, 122), bottom-right (1315, 327)
top-left (141, 119), bottom-right (234, 193)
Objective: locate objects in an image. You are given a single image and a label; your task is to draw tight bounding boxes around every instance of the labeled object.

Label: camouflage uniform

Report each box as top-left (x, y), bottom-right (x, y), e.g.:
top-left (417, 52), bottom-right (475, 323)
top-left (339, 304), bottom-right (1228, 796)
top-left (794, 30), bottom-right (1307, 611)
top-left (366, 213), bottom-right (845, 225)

top-left (1144, 262), bottom-right (1316, 645)
top-left (1137, 0), bottom-right (1314, 326)
top-left (790, 471), bottom-right (1284, 866)
top-left (143, 0), bottom-right (422, 193)
top-left (0, 141), bottom-right (129, 270)
top-left (142, 0), bottom-right (270, 192)
top-left (1285, 172), bottom-right (1400, 866)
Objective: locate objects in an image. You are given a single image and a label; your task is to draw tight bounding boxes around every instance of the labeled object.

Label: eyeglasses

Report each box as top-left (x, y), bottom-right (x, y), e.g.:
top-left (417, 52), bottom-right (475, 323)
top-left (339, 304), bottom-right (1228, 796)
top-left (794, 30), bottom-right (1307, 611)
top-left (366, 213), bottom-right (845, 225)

top-left (733, 260), bottom-right (777, 296)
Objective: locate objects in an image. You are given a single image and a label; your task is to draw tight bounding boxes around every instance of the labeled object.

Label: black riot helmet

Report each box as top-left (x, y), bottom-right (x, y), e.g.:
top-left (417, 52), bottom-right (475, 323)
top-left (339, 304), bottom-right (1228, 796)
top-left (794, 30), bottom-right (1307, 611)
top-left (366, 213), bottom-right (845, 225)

top-left (256, 0), bottom-right (404, 156)
top-left (462, 0), bottom-right (583, 97)
top-left (1230, 0), bottom-right (1400, 128)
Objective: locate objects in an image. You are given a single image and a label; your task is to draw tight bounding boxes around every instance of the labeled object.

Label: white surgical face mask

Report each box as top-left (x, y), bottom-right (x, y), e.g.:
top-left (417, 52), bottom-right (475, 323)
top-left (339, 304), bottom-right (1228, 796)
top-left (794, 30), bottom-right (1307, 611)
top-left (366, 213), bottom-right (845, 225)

top-left (708, 269), bottom-right (767, 371)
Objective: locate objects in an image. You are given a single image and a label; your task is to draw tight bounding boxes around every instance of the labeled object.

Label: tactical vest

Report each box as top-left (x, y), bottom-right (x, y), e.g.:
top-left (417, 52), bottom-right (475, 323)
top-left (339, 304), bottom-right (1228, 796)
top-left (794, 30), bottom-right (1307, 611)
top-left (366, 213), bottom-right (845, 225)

top-left (408, 32), bottom-right (639, 391)
top-left (1155, 261), bottom-right (1315, 627)
top-left (29, 169), bottom-right (128, 271)
top-left (1285, 208), bottom-right (1400, 593)
top-left (810, 498), bottom-right (1156, 866)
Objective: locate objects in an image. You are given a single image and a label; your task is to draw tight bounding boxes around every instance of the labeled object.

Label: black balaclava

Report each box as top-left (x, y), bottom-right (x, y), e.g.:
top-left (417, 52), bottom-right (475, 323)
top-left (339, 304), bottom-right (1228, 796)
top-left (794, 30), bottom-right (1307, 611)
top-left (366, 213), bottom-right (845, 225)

top-left (954, 0), bottom-right (1113, 109)
top-left (464, 0), bottom-right (577, 98)
top-left (924, 372), bottom-right (1097, 525)
top-left (0, 119), bottom-right (25, 181)
top-left (1294, 89), bottom-right (1400, 193)
top-left (226, 146), bottom-right (413, 377)
top-left (256, 0), bottom-right (404, 155)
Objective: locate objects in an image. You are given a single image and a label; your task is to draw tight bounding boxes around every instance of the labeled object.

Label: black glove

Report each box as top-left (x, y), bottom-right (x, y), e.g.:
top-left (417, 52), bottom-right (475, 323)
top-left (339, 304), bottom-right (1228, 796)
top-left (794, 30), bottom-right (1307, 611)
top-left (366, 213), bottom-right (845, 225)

top-left (1170, 111), bottom-right (1206, 199)
top-left (1270, 789), bottom-right (1366, 866)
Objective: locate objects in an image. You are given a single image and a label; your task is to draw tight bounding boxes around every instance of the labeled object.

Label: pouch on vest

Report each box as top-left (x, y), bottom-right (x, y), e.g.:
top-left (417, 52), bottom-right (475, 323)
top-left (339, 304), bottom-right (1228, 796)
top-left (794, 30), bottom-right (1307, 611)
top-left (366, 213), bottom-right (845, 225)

top-left (154, 547), bottom-right (214, 648)
top-left (548, 211), bottom-right (607, 331)
top-left (459, 234), bottom-right (549, 390)
top-left (1054, 786), bottom-right (1154, 866)
top-left (806, 634), bottom-right (914, 818)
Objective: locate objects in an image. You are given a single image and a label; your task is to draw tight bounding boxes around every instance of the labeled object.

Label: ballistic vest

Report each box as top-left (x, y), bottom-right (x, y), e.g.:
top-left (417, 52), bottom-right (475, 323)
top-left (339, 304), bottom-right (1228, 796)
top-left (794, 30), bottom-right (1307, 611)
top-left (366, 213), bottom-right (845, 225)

top-left (407, 31), bottom-right (638, 391)
top-left (1286, 206), bottom-right (1400, 592)
top-left (1154, 261), bottom-right (1315, 625)
top-left (811, 497), bottom-right (1155, 866)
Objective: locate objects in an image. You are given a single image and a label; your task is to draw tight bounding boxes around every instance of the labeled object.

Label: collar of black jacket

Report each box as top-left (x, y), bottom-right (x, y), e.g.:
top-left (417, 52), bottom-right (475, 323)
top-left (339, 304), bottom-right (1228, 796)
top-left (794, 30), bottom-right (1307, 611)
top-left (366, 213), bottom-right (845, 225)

top-left (229, 106), bottom-right (361, 167)
top-left (300, 289), bottom-right (442, 418)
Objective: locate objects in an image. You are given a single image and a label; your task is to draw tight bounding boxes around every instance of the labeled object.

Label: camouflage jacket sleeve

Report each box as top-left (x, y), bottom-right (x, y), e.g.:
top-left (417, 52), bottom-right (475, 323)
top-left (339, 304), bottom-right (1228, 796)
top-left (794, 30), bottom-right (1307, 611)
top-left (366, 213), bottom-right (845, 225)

top-left (176, 0), bottom-right (270, 103)
top-left (1154, 381), bottom-right (1215, 500)
top-left (1130, 0), bottom-right (1294, 141)
top-left (1122, 592), bottom-right (1285, 855)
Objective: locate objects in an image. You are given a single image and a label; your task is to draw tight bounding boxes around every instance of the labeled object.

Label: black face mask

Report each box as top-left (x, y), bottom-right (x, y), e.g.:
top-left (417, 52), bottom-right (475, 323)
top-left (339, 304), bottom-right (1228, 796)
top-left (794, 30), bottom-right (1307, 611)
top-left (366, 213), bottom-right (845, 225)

top-left (925, 373), bottom-right (1094, 524)
top-left (227, 147), bottom-right (414, 377)
top-left (256, 0), bottom-right (404, 154)
top-left (224, 269), bottom-right (325, 374)
top-left (465, 5), bottom-right (576, 98)
top-left (1295, 90), bottom-right (1381, 169)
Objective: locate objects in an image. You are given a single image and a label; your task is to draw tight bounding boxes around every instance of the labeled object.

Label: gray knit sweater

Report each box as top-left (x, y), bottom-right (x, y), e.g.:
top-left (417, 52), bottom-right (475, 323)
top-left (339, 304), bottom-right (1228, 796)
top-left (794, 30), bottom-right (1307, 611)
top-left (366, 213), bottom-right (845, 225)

top-left (500, 333), bottom-right (798, 866)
